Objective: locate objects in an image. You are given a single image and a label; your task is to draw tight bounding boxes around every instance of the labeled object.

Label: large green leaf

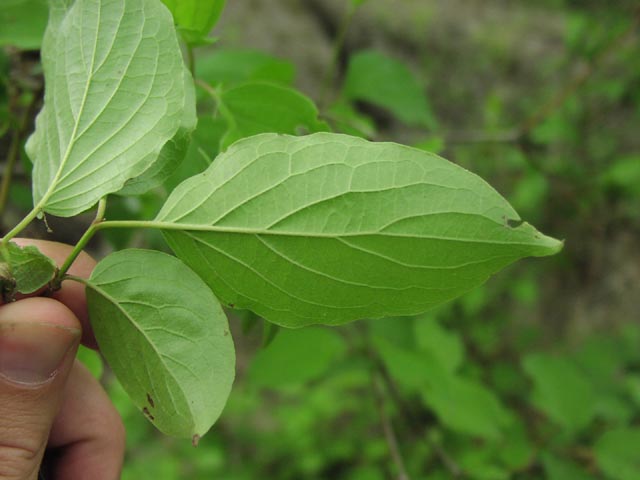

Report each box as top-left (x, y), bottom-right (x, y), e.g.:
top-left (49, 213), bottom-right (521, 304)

top-left (26, 0), bottom-right (192, 217)
top-left (343, 50), bottom-right (436, 129)
top-left (0, 0), bottom-right (48, 49)
top-left (157, 133), bottom-right (562, 328)
top-left (218, 82), bottom-right (329, 149)
top-left (161, 0), bottom-right (225, 46)
top-left (84, 249), bottom-right (235, 439)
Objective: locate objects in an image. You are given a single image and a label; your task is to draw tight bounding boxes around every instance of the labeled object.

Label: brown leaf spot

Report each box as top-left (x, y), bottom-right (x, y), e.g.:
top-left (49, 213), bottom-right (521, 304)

top-left (192, 434), bottom-right (201, 447)
top-left (142, 407), bottom-right (155, 421)
top-left (147, 393), bottom-right (155, 408)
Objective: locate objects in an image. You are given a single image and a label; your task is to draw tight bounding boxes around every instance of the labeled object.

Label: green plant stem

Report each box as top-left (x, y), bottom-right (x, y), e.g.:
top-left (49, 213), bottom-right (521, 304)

top-left (195, 79), bottom-right (233, 123)
top-left (56, 198), bottom-right (107, 279)
top-left (1, 207), bottom-right (42, 246)
top-left (64, 273), bottom-right (89, 287)
top-left (320, 1), bottom-right (358, 107)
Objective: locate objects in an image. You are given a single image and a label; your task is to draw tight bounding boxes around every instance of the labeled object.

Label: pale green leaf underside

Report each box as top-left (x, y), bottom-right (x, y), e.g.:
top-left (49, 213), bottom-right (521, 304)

top-left (157, 133), bottom-right (562, 328)
top-left (27, 0), bottom-right (190, 217)
top-left (85, 249), bottom-right (235, 438)
top-left (119, 69), bottom-right (197, 195)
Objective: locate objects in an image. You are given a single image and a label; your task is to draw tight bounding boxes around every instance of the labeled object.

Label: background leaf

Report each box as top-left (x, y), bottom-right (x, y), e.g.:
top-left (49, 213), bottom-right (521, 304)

top-left (414, 314), bottom-right (464, 373)
top-left (76, 344), bottom-right (104, 379)
top-left (522, 353), bottom-right (596, 433)
top-left (161, 0), bottom-right (226, 46)
top-left (247, 328), bottom-right (346, 387)
top-left (421, 375), bottom-right (510, 440)
top-left (542, 454), bottom-right (594, 480)
top-left (0, 0), bottom-right (48, 49)
top-left (157, 132), bottom-right (562, 328)
top-left (196, 49), bottom-right (295, 87)
top-left (27, 0), bottom-right (192, 217)
top-left (85, 249), bottom-right (235, 439)
top-left (218, 82), bottom-right (329, 149)
top-left (594, 428), bottom-right (640, 480)
top-left (343, 50), bottom-right (436, 129)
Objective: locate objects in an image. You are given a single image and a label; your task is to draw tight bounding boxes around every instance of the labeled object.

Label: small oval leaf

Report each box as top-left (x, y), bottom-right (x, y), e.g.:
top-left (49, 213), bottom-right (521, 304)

top-left (1, 242), bottom-right (56, 296)
top-left (157, 132), bottom-right (562, 328)
top-left (84, 249), bottom-right (235, 438)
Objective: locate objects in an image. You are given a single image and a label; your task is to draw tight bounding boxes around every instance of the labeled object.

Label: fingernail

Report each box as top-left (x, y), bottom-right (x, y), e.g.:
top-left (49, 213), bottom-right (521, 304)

top-left (0, 323), bottom-right (80, 386)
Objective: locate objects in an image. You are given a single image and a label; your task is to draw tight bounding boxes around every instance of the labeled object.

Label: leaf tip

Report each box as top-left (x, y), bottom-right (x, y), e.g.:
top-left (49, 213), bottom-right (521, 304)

top-left (533, 230), bottom-right (564, 257)
top-left (513, 221), bottom-right (564, 257)
top-left (192, 434), bottom-right (201, 447)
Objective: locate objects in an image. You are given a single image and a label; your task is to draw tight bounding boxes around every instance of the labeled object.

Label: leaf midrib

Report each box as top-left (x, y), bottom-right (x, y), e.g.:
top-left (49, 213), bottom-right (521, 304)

top-left (150, 220), bottom-right (547, 247)
top-left (36, 1), bottom-right (102, 211)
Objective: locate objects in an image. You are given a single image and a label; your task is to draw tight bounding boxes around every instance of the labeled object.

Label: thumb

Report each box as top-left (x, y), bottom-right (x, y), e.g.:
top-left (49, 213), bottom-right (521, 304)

top-left (0, 297), bottom-right (81, 480)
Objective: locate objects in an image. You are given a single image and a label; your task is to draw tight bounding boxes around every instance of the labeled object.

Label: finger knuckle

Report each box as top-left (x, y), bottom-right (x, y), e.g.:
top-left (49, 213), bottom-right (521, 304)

top-left (0, 440), bottom-right (41, 480)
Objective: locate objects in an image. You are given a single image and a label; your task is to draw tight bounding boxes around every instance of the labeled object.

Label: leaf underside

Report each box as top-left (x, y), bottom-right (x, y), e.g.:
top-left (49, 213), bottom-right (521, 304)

top-left (27, 0), bottom-right (191, 217)
top-left (157, 132), bottom-right (562, 328)
top-left (85, 249), bottom-right (235, 438)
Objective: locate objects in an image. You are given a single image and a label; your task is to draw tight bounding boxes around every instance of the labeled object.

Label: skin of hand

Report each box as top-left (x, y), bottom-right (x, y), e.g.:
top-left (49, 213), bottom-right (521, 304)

top-left (0, 239), bottom-right (125, 480)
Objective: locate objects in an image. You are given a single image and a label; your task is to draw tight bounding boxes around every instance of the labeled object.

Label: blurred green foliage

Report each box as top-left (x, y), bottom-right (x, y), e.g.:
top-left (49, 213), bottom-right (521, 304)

top-left (1, 0), bottom-right (639, 478)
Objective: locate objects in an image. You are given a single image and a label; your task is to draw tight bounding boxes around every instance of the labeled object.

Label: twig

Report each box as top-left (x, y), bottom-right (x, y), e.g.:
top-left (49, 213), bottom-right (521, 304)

top-left (375, 357), bottom-right (464, 478)
top-left (360, 326), bottom-right (463, 478)
top-left (371, 373), bottom-right (411, 480)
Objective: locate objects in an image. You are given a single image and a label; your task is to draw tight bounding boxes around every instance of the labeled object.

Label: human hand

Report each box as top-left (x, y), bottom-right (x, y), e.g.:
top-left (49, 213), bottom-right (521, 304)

top-left (0, 240), bottom-right (124, 480)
